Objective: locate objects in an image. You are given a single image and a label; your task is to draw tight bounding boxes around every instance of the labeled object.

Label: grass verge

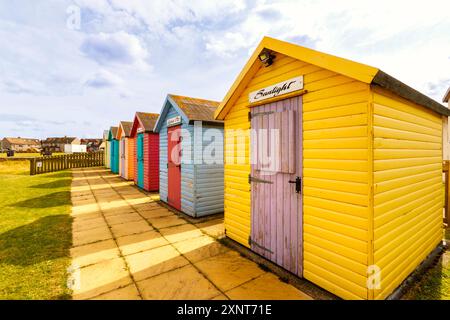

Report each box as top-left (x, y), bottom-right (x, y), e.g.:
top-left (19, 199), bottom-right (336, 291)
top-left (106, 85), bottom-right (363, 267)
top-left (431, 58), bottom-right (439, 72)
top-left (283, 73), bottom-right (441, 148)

top-left (0, 161), bottom-right (72, 299)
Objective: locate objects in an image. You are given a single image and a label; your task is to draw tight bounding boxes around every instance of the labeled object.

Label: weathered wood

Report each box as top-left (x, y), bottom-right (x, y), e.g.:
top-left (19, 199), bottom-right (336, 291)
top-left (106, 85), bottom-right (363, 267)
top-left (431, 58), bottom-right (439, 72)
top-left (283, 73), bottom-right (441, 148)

top-left (29, 152), bottom-right (104, 175)
top-left (250, 95), bottom-right (303, 276)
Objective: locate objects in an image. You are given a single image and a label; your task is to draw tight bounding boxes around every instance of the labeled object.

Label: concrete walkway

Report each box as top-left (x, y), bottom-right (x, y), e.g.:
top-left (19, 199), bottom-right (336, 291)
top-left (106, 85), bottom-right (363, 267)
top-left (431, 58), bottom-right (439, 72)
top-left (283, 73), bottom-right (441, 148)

top-left (69, 168), bottom-right (312, 300)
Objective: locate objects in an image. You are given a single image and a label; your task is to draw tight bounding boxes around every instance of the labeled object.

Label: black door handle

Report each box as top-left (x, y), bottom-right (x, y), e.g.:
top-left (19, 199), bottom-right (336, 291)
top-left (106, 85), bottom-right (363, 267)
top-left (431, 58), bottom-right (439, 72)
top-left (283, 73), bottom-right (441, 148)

top-left (288, 177), bottom-right (302, 193)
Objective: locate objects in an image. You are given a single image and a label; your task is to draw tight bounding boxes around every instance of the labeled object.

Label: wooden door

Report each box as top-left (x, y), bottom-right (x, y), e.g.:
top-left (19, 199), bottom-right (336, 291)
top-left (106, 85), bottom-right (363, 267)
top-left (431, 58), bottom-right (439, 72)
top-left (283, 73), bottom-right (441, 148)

top-left (167, 125), bottom-right (182, 210)
top-left (109, 141), bottom-right (114, 171)
top-left (250, 95), bottom-right (303, 276)
top-left (120, 138), bottom-right (126, 178)
top-left (137, 133), bottom-right (144, 188)
top-left (113, 140), bottom-right (119, 174)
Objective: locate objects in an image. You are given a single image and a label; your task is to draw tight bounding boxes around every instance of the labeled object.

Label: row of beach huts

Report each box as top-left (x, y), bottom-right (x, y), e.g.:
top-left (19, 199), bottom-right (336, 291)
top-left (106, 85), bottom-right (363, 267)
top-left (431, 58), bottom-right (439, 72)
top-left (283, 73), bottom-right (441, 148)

top-left (101, 37), bottom-right (450, 300)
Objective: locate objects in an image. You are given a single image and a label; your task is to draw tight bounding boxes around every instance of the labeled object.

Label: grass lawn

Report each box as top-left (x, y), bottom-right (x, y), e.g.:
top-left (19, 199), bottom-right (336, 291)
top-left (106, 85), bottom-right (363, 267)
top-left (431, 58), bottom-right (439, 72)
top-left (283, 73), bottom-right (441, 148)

top-left (0, 161), bottom-right (72, 299)
top-left (403, 228), bottom-right (450, 300)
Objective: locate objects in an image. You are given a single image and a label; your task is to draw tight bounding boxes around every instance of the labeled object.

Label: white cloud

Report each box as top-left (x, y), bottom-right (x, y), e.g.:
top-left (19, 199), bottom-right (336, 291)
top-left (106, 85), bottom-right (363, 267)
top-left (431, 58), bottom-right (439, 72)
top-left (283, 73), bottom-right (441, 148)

top-left (84, 69), bottom-right (124, 88)
top-left (80, 31), bottom-right (149, 68)
top-left (1, 0), bottom-right (449, 139)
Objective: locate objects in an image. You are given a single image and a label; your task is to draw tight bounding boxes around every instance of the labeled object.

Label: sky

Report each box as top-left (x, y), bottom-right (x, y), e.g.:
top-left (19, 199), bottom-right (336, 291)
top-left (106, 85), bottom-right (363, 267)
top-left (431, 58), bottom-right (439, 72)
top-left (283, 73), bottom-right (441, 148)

top-left (0, 0), bottom-right (449, 139)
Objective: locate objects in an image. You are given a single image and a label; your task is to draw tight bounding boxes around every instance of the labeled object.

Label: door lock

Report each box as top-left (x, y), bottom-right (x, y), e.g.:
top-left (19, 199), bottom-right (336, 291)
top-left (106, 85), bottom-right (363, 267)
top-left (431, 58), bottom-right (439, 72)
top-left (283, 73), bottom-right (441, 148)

top-left (288, 176), bottom-right (302, 193)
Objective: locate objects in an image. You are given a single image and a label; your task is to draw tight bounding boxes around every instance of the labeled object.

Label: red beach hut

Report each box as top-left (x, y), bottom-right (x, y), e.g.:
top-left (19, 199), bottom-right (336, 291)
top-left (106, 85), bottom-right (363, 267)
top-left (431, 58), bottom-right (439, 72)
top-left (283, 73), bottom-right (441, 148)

top-left (129, 112), bottom-right (160, 192)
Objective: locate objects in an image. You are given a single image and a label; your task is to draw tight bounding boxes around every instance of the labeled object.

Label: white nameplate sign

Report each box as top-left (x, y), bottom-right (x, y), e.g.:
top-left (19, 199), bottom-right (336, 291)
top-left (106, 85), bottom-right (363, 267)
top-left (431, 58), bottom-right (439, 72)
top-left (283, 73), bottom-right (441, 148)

top-left (249, 76), bottom-right (303, 103)
top-left (167, 115), bottom-right (181, 127)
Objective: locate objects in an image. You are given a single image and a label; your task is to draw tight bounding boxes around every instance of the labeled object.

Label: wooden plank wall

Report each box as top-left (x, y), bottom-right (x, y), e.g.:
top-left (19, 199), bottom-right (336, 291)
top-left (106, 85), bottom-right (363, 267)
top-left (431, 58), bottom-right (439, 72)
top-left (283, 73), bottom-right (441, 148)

top-left (371, 87), bottom-right (443, 299)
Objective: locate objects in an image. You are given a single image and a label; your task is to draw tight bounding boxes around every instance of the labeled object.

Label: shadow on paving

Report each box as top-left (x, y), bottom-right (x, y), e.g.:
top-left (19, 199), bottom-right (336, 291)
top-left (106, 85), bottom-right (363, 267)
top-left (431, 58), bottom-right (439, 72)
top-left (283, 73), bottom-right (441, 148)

top-left (0, 215), bottom-right (72, 266)
top-left (30, 179), bottom-right (72, 189)
top-left (12, 191), bottom-right (71, 208)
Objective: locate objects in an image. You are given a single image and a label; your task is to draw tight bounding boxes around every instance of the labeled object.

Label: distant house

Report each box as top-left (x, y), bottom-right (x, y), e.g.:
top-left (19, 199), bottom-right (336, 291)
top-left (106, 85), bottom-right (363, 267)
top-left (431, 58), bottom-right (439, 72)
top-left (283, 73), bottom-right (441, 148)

top-left (80, 138), bottom-right (103, 152)
top-left (41, 137), bottom-right (80, 153)
top-left (1, 137), bottom-right (41, 152)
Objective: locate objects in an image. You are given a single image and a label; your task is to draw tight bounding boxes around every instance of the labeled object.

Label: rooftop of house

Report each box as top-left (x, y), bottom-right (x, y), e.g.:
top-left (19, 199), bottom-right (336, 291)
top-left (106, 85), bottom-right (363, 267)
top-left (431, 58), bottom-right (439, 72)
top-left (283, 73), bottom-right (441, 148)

top-left (2, 137), bottom-right (41, 145)
top-left (169, 94), bottom-right (221, 122)
top-left (42, 137), bottom-right (78, 144)
top-left (135, 112), bottom-right (159, 132)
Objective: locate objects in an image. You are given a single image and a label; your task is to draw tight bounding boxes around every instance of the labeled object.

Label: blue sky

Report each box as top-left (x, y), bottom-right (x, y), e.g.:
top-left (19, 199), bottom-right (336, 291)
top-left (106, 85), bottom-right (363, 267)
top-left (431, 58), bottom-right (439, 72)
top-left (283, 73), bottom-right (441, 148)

top-left (0, 0), bottom-right (449, 139)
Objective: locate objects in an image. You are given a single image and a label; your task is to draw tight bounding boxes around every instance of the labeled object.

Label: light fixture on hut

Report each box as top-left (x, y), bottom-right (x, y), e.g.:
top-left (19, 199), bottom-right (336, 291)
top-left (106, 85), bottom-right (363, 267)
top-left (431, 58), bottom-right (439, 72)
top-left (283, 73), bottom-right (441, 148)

top-left (258, 49), bottom-right (274, 67)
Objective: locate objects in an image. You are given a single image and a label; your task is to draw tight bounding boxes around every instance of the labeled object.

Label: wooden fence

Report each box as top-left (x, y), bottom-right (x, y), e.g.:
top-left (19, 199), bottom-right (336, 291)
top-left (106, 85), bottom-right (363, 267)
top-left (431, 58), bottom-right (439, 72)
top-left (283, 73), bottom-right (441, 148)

top-left (30, 152), bottom-right (104, 175)
top-left (443, 160), bottom-right (450, 224)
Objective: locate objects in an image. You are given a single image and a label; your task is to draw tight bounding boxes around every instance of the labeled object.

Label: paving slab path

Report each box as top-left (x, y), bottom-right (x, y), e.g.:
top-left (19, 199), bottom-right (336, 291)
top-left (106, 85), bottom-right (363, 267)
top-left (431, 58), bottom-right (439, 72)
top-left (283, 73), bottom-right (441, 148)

top-left (69, 167), bottom-right (312, 300)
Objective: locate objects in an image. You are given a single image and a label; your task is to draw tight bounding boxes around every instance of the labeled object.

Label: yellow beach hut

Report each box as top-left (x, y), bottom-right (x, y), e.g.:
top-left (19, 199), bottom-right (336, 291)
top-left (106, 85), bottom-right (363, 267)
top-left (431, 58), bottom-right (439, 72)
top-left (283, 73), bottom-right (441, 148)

top-left (214, 36), bottom-right (449, 300)
top-left (103, 129), bottom-right (110, 169)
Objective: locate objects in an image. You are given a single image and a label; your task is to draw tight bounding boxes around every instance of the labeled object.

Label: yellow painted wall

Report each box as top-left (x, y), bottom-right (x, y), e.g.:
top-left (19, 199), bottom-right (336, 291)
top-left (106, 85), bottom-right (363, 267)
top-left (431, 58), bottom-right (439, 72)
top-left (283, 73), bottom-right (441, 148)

top-left (223, 51), bottom-right (443, 300)
top-left (371, 87), bottom-right (443, 299)
top-left (223, 53), bottom-right (372, 299)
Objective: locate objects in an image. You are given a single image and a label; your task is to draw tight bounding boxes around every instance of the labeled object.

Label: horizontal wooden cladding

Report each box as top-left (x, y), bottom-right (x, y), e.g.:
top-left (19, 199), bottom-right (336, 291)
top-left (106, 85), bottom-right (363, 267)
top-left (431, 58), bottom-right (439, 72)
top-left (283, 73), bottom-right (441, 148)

top-left (374, 156), bottom-right (442, 171)
top-left (373, 126), bottom-right (441, 143)
top-left (304, 195), bottom-right (368, 219)
top-left (304, 126), bottom-right (367, 140)
top-left (374, 178), bottom-right (442, 219)
top-left (303, 77), bottom-right (370, 300)
top-left (374, 169), bottom-right (442, 194)
top-left (304, 226), bottom-right (367, 262)
top-left (374, 138), bottom-right (441, 150)
top-left (304, 177), bottom-right (368, 195)
top-left (304, 114), bottom-right (367, 131)
top-left (374, 103), bottom-right (441, 130)
top-left (304, 137), bottom-right (368, 149)
top-left (304, 168), bottom-right (368, 183)
top-left (305, 211), bottom-right (367, 241)
top-left (374, 187), bottom-right (439, 229)
top-left (374, 115), bottom-right (441, 137)
top-left (303, 90), bottom-right (368, 112)
top-left (374, 162), bottom-right (441, 183)
top-left (304, 102), bottom-right (367, 121)
top-left (373, 88), bottom-right (442, 126)
top-left (374, 218), bottom-right (442, 299)
top-left (372, 89), bottom-right (443, 300)
top-left (303, 267), bottom-right (366, 300)
top-left (304, 159), bottom-right (368, 172)
top-left (303, 81), bottom-right (368, 104)
top-left (374, 149), bottom-right (441, 160)
top-left (374, 197), bottom-right (441, 255)
top-left (304, 252), bottom-right (367, 299)
top-left (304, 186), bottom-right (368, 207)
top-left (304, 149), bottom-right (368, 160)
top-left (375, 226), bottom-right (442, 299)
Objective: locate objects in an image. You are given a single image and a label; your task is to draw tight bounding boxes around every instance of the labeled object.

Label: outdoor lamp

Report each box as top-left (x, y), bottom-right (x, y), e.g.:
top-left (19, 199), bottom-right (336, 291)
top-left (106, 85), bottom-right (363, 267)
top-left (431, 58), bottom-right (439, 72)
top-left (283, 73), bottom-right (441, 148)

top-left (258, 49), bottom-right (274, 67)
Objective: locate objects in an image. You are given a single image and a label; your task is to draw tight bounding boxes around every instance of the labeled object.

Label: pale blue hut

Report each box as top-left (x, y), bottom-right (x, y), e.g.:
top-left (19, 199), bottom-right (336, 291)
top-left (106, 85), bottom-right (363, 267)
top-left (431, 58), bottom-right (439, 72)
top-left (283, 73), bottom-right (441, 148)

top-left (153, 94), bottom-right (224, 217)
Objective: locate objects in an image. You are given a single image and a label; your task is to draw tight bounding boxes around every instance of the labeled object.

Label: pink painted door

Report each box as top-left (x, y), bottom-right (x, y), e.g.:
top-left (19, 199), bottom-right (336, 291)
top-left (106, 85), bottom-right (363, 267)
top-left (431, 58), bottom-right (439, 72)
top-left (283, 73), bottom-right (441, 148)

top-left (250, 95), bottom-right (303, 277)
top-left (167, 125), bottom-right (181, 210)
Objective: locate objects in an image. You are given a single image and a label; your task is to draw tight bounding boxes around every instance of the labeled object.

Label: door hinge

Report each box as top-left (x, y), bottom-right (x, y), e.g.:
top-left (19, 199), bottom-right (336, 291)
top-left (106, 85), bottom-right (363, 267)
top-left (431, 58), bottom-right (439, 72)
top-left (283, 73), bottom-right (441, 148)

top-left (248, 236), bottom-right (273, 254)
top-left (248, 174), bottom-right (273, 184)
top-left (248, 111), bottom-right (252, 122)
